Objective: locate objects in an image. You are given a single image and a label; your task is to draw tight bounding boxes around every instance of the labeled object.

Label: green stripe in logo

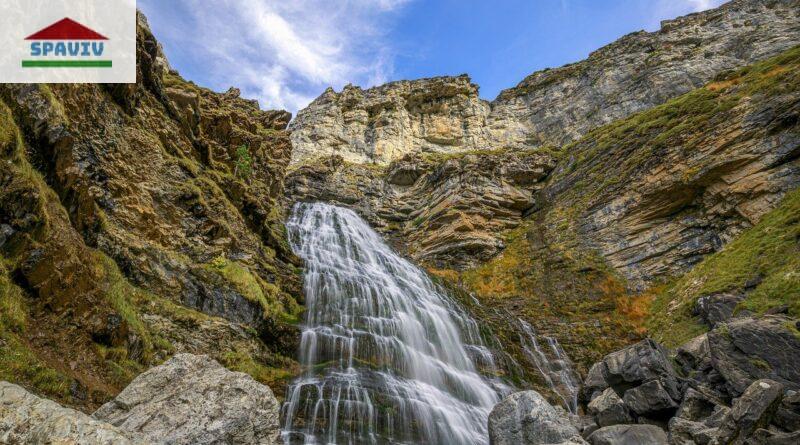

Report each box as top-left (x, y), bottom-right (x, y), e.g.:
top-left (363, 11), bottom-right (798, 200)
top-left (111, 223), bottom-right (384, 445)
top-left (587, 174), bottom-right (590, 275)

top-left (22, 60), bottom-right (113, 68)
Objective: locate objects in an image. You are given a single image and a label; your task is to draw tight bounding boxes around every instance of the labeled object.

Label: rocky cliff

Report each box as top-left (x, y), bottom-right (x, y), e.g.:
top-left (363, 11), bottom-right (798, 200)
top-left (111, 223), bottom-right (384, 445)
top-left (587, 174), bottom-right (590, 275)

top-left (291, 0), bottom-right (800, 167)
top-left (0, 13), bottom-right (302, 410)
top-left (287, 0), bottom-right (800, 381)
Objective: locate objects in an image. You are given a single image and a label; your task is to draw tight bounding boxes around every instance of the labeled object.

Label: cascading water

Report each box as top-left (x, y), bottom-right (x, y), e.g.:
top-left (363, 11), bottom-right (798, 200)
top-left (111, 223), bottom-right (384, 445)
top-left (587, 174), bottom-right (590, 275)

top-left (517, 319), bottom-right (580, 414)
top-left (281, 203), bottom-right (508, 445)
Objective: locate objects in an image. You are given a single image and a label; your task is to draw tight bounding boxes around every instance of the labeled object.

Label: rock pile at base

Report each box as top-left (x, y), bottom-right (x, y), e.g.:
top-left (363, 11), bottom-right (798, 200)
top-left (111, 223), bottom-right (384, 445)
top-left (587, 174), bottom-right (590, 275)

top-left (0, 354), bottom-right (281, 445)
top-left (491, 314), bottom-right (800, 444)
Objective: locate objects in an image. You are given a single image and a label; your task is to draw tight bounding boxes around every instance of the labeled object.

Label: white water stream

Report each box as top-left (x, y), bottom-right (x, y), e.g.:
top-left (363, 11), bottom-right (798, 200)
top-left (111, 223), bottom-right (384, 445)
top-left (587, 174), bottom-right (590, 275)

top-left (281, 203), bottom-right (508, 444)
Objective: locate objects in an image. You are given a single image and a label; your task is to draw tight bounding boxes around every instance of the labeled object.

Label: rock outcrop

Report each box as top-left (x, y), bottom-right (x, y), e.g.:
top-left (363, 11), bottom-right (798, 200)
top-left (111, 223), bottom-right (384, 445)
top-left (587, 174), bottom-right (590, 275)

top-left (0, 381), bottom-right (140, 444)
top-left (565, 315), bottom-right (800, 445)
top-left (0, 12), bottom-right (301, 409)
top-left (0, 354), bottom-right (282, 445)
top-left (291, 0), bottom-right (800, 168)
top-left (290, 75), bottom-right (492, 166)
top-left (94, 353), bottom-right (281, 445)
top-left (286, 149), bottom-right (556, 268)
top-left (488, 390), bottom-right (587, 445)
top-left (490, 0), bottom-right (800, 148)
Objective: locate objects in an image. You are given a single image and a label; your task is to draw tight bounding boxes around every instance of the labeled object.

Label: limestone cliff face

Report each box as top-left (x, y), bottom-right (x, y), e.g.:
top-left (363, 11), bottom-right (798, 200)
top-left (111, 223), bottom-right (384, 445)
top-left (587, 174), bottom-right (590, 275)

top-left (291, 0), bottom-right (800, 167)
top-left (286, 149), bottom-right (556, 269)
top-left (490, 0), bottom-right (800, 148)
top-left (0, 13), bottom-right (300, 409)
top-left (290, 75), bottom-right (492, 166)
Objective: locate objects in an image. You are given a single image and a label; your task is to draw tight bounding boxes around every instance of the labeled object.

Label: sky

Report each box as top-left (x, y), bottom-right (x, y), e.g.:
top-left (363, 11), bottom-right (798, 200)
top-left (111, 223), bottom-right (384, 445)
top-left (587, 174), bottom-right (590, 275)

top-left (138, 0), bottom-right (728, 114)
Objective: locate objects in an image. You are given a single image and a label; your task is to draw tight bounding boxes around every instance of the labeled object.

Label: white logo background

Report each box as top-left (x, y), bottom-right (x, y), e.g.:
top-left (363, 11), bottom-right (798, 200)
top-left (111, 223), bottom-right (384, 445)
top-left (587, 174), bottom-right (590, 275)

top-left (0, 0), bottom-right (136, 83)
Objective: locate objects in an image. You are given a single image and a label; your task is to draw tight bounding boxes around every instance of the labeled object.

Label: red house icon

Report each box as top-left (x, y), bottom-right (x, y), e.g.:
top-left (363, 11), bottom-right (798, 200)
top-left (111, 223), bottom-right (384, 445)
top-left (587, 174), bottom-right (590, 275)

top-left (25, 18), bottom-right (108, 40)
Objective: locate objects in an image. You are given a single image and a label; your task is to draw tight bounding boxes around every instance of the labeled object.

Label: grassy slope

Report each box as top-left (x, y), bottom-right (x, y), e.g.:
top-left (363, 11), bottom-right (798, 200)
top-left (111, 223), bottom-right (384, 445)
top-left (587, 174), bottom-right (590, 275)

top-left (648, 188), bottom-right (800, 346)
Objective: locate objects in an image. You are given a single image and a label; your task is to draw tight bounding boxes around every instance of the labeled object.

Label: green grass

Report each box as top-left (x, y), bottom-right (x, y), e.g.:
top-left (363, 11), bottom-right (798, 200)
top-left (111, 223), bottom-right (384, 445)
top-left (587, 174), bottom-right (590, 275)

top-left (205, 255), bottom-right (302, 324)
top-left (219, 349), bottom-right (295, 391)
top-left (648, 188), bottom-right (800, 346)
top-left (0, 262), bottom-right (72, 398)
top-left (554, 45), bottom-right (800, 209)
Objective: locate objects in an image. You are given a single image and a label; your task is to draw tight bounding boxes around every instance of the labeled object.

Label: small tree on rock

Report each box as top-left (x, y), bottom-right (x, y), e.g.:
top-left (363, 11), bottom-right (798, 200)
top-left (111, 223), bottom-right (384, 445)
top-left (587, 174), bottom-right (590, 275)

top-left (234, 144), bottom-right (252, 180)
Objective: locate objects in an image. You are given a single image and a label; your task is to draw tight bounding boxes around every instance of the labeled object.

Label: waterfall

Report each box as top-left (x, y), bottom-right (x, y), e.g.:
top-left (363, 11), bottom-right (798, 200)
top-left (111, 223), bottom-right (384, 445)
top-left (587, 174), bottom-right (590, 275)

top-left (517, 319), bottom-right (580, 414)
top-left (281, 203), bottom-right (508, 445)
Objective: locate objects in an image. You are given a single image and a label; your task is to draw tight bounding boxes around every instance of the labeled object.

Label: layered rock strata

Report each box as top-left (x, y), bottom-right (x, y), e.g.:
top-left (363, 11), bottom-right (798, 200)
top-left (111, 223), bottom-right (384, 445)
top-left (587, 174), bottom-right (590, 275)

top-left (291, 0), bottom-right (800, 167)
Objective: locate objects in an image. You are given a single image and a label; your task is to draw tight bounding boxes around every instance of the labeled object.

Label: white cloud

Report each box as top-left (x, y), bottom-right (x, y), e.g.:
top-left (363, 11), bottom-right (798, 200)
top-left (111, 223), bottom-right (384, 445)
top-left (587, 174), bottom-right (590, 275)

top-left (144, 0), bottom-right (410, 113)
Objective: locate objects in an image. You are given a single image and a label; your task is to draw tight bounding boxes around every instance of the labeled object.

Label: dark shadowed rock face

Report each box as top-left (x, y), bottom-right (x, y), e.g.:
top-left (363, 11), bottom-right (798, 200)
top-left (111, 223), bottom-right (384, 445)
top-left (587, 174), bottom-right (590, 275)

top-left (569, 316), bottom-right (800, 445)
top-left (714, 379), bottom-right (785, 445)
top-left (707, 316), bottom-right (800, 396)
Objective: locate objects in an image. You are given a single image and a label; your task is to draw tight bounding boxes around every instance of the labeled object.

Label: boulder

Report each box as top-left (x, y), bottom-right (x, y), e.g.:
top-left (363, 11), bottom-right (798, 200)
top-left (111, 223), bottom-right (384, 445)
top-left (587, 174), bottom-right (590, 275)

top-left (0, 381), bottom-right (141, 444)
top-left (583, 362), bottom-right (609, 402)
top-left (488, 390), bottom-right (587, 445)
top-left (600, 339), bottom-right (679, 399)
top-left (667, 417), bottom-right (711, 445)
top-left (587, 388), bottom-right (633, 427)
top-left (622, 380), bottom-right (678, 417)
top-left (587, 424), bottom-right (668, 445)
top-left (93, 354), bottom-right (281, 445)
top-left (693, 293), bottom-right (746, 327)
top-left (674, 334), bottom-right (710, 376)
top-left (713, 379), bottom-right (784, 445)
top-left (707, 316), bottom-right (800, 396)
top-left (674, 388), bottom-right (722, 423)
top-left (773, 389), bottom-right (800, 432)
top-left (747, 428), bottom-right (800, 445)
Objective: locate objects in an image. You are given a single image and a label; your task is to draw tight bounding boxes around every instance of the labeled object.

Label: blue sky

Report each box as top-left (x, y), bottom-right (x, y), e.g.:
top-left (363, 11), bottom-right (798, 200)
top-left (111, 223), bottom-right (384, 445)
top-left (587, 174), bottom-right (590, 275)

top-left (138, 0), bottom-right (727, 114)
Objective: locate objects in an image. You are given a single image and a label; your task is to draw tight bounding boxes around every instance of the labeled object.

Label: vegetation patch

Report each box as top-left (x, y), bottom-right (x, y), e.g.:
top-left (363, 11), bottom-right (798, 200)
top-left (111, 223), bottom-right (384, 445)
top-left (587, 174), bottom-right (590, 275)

top-left (0, 262), bottom-right (72, 399)
top-left (647, 188), bottom-right (800, 346)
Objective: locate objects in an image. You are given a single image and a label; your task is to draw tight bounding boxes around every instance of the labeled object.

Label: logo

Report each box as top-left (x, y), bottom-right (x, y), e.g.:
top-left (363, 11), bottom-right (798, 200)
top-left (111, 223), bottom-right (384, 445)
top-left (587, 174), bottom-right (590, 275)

top-left (24, 18), bottom-right (111, 68)
top-left (0, 0), bottom-right (136, 83)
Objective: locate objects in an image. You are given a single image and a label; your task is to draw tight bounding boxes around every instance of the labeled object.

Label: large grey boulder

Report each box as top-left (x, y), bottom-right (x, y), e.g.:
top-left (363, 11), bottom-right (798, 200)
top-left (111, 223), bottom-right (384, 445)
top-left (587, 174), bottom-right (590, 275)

top-left (587, 388), bottom-right (632, 427)
top-left (707, 316), bottom-right (800, 396)
top-left (582, 363), bottom-right (609, 403)
top-left (712, 379), bottom-right (784, 445)
top-left (489, 390), bottom-right (587, 445)
top-left (622, 380), bottom-right (679, 417)
top-left (93, 353), bottom-right (281, 445)
top-left (600, 339), bottom-right (680, 400)
top-left (587, 424), bottom-right (668, 445)
top-left (0, 381), bottom-right (141, 444)
top-left (774, 389), bottom-right (800, 432)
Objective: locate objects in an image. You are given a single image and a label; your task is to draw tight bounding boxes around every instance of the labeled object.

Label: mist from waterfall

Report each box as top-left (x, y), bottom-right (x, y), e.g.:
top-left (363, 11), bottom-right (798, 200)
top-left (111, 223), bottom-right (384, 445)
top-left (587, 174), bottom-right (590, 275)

top-left (280, 202), bottom-right (509, 445)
